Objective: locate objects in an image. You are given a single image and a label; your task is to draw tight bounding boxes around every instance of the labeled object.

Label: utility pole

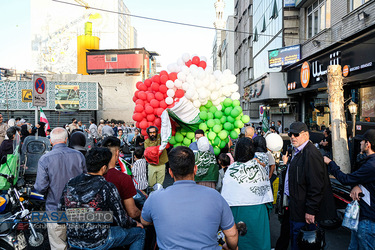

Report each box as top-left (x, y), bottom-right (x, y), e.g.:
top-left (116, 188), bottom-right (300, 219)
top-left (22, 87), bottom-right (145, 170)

top-left (327, 65), bottom-right (350, 173)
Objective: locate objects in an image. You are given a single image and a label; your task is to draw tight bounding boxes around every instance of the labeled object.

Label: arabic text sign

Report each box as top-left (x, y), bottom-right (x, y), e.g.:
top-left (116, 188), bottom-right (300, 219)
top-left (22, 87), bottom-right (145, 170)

top-left (268, 45), bottom-right (301, 68)
top-left (55, 85), bottom-right (80, 110)
top-left (32, 75), bottom-right (47, 107)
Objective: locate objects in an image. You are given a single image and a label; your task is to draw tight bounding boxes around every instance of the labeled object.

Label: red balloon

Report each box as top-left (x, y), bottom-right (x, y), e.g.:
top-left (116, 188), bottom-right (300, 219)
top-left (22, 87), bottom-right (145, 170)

top-left (136, 81), bottom-right (142, 89)
top-left (199, 61), bottom-right (207, 69)
top-left (138, 91), bottom-right (147, 100)
top-left (147, 114), bottom-right (155, 122)
top-left (175, 89), bottom-right (184, 98)
top-left (159, 85), bottom-right (168, 93)
top-left (151, 82), bottom-right (160, 91)
top-left (148, 122), bottom-right (153, 127)
top-left (155, 117), bottom-right (161, 127)
top-left (169, 72), bottom-right (178, 81)
top-left (147, 93), bottom-right (155, 102)
top-left (152, 75), bottom-right (160, 83)
top-left (145, 106), bottom-right (154, 114)
top-left (160, 70), bottom-right (168, 77)
top-left (132, 113), bottom-right (143, 122)
top-left (134, 90), bottom-right (140, 98)
top-left (139, 121), bottom-right (148, 130)
top-left (150, 99), bottom-right (159, 108)
top-left (132, 96), bottom-right (137, 103)
top-left (155, 92), bottom-right (164, 101)
top-left (142, 111), bottom-right (147, 117)
top-left (141, 129), bottom-right (148, 136)
top-left (185, 60), bottom-right (192, 67)
top-left (148, 87), bottom-right (153, 92)
top-left (156, 108), bottom-right (164, 117)
top-left (135, 99), bottom-right (144, 105)
top-left (144, 79), bottom-right (152, 87)
top-left (135, 121), bottom-right (140, 128)
top-left (160, 100), bottom-right (167, 109)
top-left (160, 75), bottom-right (168, 84)
top-left (138, 83), bottom-right (147, 91)
top-left (192, 56), bottom-right (200, 65)
top-left (135, 104), bottom-right (144, 113)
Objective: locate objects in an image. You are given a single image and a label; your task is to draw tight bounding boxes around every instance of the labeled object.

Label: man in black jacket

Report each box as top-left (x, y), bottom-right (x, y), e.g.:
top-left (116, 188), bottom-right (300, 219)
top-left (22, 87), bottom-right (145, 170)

top-left (324, 129), bottom-right (375, 250)
top-left (282, 122), bottom-right (335, 250)
top-left (0, 127), bottom-right (17, 161)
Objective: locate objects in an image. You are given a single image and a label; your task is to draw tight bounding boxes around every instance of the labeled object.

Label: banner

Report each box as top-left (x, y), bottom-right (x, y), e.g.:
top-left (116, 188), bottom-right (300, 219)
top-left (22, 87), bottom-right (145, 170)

top-left (55, 85), bottom-right (80, 110)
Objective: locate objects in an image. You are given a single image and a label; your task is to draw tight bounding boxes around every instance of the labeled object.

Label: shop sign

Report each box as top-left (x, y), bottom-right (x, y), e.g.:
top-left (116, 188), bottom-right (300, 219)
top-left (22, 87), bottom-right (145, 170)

top-left (248, 81), bottom-right (265, 100)
top-left (343, 65), bottom-right (349, 77)
top-left (300, 62), bottom-right (310, 88)
top-left (268, 45), bottom-right (300, 68)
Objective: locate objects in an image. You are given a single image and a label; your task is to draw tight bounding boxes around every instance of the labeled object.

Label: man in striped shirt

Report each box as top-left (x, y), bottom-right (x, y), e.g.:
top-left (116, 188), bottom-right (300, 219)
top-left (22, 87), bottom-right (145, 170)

top-left (132, 147), bottom-right (148, 191)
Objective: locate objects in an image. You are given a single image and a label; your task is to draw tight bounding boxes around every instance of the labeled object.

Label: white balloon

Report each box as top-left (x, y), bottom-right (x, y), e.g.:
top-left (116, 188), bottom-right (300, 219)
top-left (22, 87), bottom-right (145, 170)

top-left (190, 64), bottom-right (198, 71)
top-left (205, 66), bottom-right (213, 74)
top-left (216, 104), bottom-right (222, 111)
top-left (212, 99), bottom-right (221, 106)
top-left (199, 89), bottom-right (208, 99)
top-left (200, 56), bottom-right (207, 62)
top-left (182, 82), bottom-right (190, 91)
top-left (173, 87), bottom-right (178, 91)
top-left (167, 89), bottom-right (175, 97)
top-left (166, 80), bottom-right (174, 89)
top-left (223, 69), bottom-right (232, 75)
top-left (191, 68), bottom-right (199, 78)
top-left (181, 65), bottom-right (190, 74)
top-left (194, 80), bottom-right (202, 88)
top-left (193, 100), bottom-right (201, 108)
top-left (207, 82), bottom-right (216, 91)
top-left (214, 70), bottom-right (222, 80)
top-left (210, 91), bottom-right (219, 100)
top-left (202, 79), bottom-right (210, 87)
top-left (177, 57), bottom-right (184, 66)
top-left (177, 72), bottom-right (186, 82)
top-left (192, 91), bottom-right (199, 100)
top-left (174, 79), bottom-right (182, 88)
top-left (165, 97), bottom-right (174, 105)
top-left (229, 74), bottom-right (237, 83)
top-left (185, 89), bottom-right (194, 99)
top-left (201, 99), bottom-right (208, 106)
top-left (231, 92), bottom-right (240, 100)
top-left (182, 53), bottom-right (190, 62)
top-left (230, 84), bottom-right (239, 92)
top-left (265, 133), bottom-right (284, 151)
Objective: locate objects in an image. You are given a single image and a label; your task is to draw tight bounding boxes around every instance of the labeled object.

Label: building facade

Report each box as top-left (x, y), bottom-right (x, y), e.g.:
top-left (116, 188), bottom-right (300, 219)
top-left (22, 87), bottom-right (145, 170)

top-left (220, 16), bottom-right (235, 74)
top-left (213, 0), bottom-right (227, 71)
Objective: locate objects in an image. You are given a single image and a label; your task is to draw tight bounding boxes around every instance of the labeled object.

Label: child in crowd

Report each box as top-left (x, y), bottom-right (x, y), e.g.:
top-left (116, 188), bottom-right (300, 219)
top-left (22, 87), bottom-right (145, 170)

top-left (131, 147), bottom-right (148, 192)
top-left (216, 153), bottom-right (231, 193)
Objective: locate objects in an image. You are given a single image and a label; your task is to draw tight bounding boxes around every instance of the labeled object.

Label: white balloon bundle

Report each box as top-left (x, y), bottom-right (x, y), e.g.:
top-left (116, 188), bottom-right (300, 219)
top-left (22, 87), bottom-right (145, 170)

top-left (165, 53), bottom-right (240, 108)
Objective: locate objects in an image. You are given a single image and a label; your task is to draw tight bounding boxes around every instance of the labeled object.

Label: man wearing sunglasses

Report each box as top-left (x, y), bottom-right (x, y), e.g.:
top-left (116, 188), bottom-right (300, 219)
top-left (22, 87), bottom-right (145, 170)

top-left (282, 122), bottom-right (335, 250)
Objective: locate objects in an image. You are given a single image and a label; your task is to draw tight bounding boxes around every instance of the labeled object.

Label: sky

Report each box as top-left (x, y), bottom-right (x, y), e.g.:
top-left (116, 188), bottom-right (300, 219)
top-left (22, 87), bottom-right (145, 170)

top-left (0, 0), bottom-right (234, 72)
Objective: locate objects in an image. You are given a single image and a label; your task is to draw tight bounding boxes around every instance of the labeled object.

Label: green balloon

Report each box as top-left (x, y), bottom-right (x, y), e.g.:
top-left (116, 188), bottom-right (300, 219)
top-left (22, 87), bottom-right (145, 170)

top-left (235, 116), bottom-right (241, 120)
top-left (208, 131), bottom-right (217, 141)
top-left (234, 106), bottom-right (243, 113)
top-left (224, 107), bottom-right (233, 116)
top-left (183, 137), bottom-right (191, 146)
top-left (207, 112), bottom-right (214, 120)
top-left (199, 106), bottom-right (208, 112)
top-left (181, 131), bottom-right (187, 136)
top-left (186, 132), bottom-right (195, 140)
top-left (169, 136), bottom-right (176, 145)
top-left (231, 109), bottom-right (240, 118)
top-left (223, 98), bottom-right (233, 108)
top-left (225, 137), bottom-right (230, 144)
top-left (220, 116), bottom-right (226, 124)
top-left (227, 116), bottom-right (235, 123)
top-left (207, 119), bottom-right (215, 128)
top-left (224, 122), bottom-right (232, 131)
top-left (214, 119), bottom-right (221, 125)
top-left (205, 100), bottom-right (213, 108)
top-left (219, 140), bottom-right (227, 149)
top-left (214, 110), bottom-right (223, 119)
top-left (213, 124), bottom-right (222, 133)
top-left (214, 147), bottom-right (221, 156)
top-left (199, 111), bottom-right (208, 120)
top-left (218, 130), bottom-right (228, 140)
top-left (232, 100), bottom-right (241, 107)
top-left (175, 133), bottom-right (184, 143)
top-left (175, 142), bottom-right (182, 147)
top-left (234, 120), bottom-right (244, 129)
top-left (241, 115), bottom-right (250, 123)
top-left (199, 123), bottom-right (208, 131)
top-left (209, 106), bottom-right (218, 113)
top-left (213, 137), bottom-right (221, 146)
top-left (235, 128), bottom-right (241, 134)
top-left (230, 130), bottom-right (239, 139)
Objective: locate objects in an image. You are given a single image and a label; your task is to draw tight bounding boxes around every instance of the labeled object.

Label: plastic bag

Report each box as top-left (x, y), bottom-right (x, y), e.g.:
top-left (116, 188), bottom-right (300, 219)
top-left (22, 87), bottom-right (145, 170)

top-left (342, 200), bottom-right (360, 231)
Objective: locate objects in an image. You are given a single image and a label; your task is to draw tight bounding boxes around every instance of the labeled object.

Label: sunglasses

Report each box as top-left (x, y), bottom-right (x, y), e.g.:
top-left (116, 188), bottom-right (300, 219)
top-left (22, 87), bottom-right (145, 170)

top-left (288, 131), bottom-right (304, 137)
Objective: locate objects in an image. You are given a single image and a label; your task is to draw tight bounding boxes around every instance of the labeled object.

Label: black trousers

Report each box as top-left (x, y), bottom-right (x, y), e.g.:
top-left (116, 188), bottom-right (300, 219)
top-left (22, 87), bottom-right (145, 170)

top-left (275, 207), bottom-right (290, 250)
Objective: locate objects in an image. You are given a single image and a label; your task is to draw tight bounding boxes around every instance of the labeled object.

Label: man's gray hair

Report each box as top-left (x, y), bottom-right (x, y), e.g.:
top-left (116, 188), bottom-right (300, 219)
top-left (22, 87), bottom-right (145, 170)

top-left (50, 127), bottom-right (68, 144)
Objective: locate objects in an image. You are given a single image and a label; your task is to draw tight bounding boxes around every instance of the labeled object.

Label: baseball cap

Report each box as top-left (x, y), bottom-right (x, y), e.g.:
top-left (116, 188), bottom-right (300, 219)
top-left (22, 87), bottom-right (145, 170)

top-left (356, 129), bottom-right (375, 145)
top-left (289, 122), bottom-right (309, 134)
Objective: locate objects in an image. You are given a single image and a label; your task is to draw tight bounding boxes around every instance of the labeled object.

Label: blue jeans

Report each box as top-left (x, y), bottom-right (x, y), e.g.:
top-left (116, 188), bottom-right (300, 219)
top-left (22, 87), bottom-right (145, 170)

top-left (70, 226), bottom-right (145, 250)
top-left (348, 220), bottom-right (375, 250)
top-left (290, 220), bottom-right (318, 250)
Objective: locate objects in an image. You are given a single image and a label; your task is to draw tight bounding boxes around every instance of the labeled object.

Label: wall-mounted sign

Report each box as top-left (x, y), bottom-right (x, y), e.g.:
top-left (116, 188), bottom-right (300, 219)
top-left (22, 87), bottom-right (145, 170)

top-left (343, 65), bottom-right (350, 77)
top-left (300, 62), bottom-right (310, 88)
top-left (32, 75), bottom-right (47, 107)
top-left (55, 85), bottom-right (80, 110)
top-left (268, 45), bottom-right (300, 68)
top-left (22, 89), bottom-right (32, 103)
top-left (284, 0), bottom-right (295, 7)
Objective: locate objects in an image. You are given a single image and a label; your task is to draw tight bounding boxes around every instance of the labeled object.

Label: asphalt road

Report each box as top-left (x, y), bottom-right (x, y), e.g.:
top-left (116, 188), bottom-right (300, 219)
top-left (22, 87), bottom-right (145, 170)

top-left (163, 172), bottom-right (352, 249)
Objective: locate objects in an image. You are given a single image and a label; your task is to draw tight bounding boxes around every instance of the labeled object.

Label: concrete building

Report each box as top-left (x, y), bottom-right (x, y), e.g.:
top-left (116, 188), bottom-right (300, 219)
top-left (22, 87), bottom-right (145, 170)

top-left (212, 0), bottom-right (226, 71)
top-left (219, 16), bottom-right (235, 74)
top-left (31, 0), bottom-right (137, 73)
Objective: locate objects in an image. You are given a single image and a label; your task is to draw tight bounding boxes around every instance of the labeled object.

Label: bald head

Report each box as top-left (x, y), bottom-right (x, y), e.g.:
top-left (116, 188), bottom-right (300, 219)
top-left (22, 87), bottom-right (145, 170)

top-left (245, 126), bottom-right (255, 139)
top-left (50, 127), bottom-right (68, 145)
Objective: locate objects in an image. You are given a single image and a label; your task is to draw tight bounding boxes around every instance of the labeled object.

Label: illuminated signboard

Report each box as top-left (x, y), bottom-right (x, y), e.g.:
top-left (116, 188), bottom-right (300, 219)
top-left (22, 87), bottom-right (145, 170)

top-left (268, 45), bottom-right (301, 68)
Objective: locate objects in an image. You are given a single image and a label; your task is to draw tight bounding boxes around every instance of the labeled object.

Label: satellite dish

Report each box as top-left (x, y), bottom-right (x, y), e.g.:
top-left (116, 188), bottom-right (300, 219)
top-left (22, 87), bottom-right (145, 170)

top-left (266, 133), bottom-right (283, 152)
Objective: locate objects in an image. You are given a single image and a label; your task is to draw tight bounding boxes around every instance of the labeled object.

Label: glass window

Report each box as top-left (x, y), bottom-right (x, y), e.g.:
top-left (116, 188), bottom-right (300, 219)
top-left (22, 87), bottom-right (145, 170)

top-left (360, 86), bottom-right (375, 122)
top-left (105, 54), bottom-right (117, 62)
top-left (320, 3), bottom-right (326, 31)
top-left (306, 0), bottom-right (330, 39)
top-left (351, 0), bottom-right (370, 11)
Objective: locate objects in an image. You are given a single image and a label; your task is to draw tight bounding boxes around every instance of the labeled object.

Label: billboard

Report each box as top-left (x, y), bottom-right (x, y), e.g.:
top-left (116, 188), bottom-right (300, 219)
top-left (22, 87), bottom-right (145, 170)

top-left (268, 45), bottom-right (300, 68)
top-left (284, 0), bottom-right (295, 7)
top-left (55, 85), bottom-right (80, 110)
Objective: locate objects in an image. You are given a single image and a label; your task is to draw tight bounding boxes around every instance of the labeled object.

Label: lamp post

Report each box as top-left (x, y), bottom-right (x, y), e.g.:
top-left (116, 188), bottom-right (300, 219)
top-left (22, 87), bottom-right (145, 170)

top-left (348, 101), bottom-right (358, 137)
top-left (279, 101), bottom-right (287, 133)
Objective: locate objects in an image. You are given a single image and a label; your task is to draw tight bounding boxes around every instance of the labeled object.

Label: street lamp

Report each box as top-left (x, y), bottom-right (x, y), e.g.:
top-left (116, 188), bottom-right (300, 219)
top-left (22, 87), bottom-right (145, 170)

top-left (348, 101), bottom-right (358, 137)
top-left (279, 101), bottom-right (287, 133)
top-left (265, 105), bottom-right (271, 119)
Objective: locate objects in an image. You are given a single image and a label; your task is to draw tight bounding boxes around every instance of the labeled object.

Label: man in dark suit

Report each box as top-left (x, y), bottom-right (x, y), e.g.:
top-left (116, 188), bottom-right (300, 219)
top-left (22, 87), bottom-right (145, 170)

top-left (282, 122), bottom-right (335, 250)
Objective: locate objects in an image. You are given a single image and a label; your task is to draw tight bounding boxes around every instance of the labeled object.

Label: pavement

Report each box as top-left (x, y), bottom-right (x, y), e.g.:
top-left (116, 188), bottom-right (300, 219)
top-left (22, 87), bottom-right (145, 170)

top-left (163, 171), bottom-right (352, 249)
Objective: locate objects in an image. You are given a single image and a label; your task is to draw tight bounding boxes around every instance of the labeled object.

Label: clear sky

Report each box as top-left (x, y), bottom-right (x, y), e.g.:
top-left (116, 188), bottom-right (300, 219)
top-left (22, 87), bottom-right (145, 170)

top-left (0, 0), bottom-right (234, 71)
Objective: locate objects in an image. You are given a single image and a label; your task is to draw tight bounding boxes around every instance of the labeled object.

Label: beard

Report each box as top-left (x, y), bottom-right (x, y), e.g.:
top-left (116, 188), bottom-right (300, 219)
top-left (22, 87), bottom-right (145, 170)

top-left (149, 135), bottom-right (157, 141)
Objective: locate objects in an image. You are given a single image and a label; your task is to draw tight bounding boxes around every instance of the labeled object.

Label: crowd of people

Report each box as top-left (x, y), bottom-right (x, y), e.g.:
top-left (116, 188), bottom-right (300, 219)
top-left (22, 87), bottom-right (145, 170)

top-left (0, 111), bottom-right (374, 249)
